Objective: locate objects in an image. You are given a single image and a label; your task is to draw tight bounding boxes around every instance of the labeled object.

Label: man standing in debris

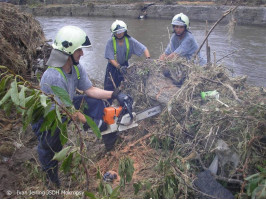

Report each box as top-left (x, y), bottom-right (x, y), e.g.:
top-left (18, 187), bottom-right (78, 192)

top-left (104, 20), bottom-right (150, 95)
top-left (159, 13), bottom-right (206, 66)
top-left (32, 25), bottom-right (127, 187)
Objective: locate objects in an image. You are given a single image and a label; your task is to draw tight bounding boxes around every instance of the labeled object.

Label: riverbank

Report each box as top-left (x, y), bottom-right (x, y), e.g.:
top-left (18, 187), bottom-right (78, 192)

top-left (19, 3), bottom-right (266, 26)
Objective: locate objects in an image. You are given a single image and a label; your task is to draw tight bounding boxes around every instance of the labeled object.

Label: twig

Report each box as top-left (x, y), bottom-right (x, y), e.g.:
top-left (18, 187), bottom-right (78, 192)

top-left (216, 48), bottom-right (245, 63)
top-left (109, 72), bottom-right (117, 89)
top-left (219, 80), bottom-right (242, 103)
top-left (195, 6), bottom-right (239, 56)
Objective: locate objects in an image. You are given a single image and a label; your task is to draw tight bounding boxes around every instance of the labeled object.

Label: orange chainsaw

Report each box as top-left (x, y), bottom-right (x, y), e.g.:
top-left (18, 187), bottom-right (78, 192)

top-left (101, 96), bottom-right (161, 135)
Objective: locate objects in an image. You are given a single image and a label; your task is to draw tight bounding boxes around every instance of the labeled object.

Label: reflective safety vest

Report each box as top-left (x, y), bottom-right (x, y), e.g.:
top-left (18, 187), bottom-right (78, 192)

top-left (48, 65), bottom-right (80, 82)
top-left (112, 36), bottom-right (130, 61)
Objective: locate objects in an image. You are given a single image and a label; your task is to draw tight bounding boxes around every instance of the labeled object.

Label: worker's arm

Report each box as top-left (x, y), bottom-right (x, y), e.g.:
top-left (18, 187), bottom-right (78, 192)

top-left (84, 86), bottom-right (113, 100)
top-left (109, 59), bottom-right (121, 69)
top-left (166, 52), bottom-right (178, 60)
top-left (144, 48), bottom-right (150, 59)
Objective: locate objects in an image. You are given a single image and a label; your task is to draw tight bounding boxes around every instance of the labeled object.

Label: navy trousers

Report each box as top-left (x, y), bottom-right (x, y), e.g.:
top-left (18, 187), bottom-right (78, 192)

top-left (32, 95), bottom-right (105, 185)
top-left (104, 62), bottom-right (128, 91)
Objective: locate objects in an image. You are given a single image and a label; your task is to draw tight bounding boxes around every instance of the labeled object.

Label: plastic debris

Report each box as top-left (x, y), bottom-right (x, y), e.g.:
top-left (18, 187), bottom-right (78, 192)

top-left (103, 171), bottom-right (117, 182)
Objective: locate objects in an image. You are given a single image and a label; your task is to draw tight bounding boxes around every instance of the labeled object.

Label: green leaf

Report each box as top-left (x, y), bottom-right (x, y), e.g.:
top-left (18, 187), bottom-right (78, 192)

top-left (59, 121), bottom-right (68, 145)
top-left (51, 86), bottom-right (72, 107)
top-left (53, 146), bottom-right (71, 161)
top-left (252, 184), bottom-right (266, 199)
top-left (133, 182), bottom-right (141, 195)
top-left (0, 65), bottom-right (7, 69)
top-left (0, 89), bottom-right (11, 106)
top-left (0, 74), bottom-right (12, 94)
top-left (40, 110), bottom-right (56, 132)
top-left (19, 85), bottom-right (26, 109)
top-left (110, 186), bottom-right (120, 198)
top-left (96, 167), bottom-right (101, 179)
top-left (73, 153), bottom-right (81, 167)
top-left (60, 152), bottom-right (73, 173)
top-left (50, 118), bottom-right (58, 136)
top-left (10, 80), bottom-right (19, 106)
top-left (106, 184), bottom-right (113, 195)
top-left (44, 102), bottom-right (53, 117)
top-left (84, 191), bottom-right (96, 199)
top-left (40, 94), bottom-right (48, 108)
top-left (55, 104), bottom-right (62, 123)
top-left (23, 103), bottom-right (35, 131)
top-left (245, 172), bottom-right (260, 181)
top-left (84, 115), bottom-right (101, 139)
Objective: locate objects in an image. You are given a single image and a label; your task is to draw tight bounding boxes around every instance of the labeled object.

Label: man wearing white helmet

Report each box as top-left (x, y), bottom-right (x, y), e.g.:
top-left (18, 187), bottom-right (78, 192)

top-left (104, 20), bottom-right (150, 96)
top-left (160, 13), bottom-right (206, 65)
top-left (32, 26), bottom-right (128, 187)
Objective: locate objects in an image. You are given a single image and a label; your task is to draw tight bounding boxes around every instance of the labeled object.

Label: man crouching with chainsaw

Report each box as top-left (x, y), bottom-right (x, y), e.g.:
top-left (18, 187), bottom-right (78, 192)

top-left (32, 26), bottom-right (130, 188)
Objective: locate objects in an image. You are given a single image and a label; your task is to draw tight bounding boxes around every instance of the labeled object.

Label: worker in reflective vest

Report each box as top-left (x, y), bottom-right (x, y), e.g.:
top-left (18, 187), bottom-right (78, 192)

top-left (32, 25), bottom-right (128, 188)
top-left (104, 20), bottom-right (150, 99)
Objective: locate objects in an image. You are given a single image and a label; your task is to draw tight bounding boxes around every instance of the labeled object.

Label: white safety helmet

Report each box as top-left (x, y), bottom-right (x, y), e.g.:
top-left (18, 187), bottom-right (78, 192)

top-left (52, 25), bottom-right (91, 55)
top-left (171, 13), bottom-right (190, 30)
top-left (110, 20), bottom-right (128, 34)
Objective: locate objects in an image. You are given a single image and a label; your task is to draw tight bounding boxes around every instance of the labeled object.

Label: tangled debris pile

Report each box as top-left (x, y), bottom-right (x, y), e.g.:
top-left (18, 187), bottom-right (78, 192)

top-left (0, 3), bottom-right (47, 77)
top-left (115, 58), bottom-right (266, 198)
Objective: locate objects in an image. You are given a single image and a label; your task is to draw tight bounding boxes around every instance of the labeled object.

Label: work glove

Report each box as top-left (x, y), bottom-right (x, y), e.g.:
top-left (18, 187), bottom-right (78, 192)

top-left (120, 65), bottom-right (128, 75)
top-left (111, 88), bottom-right (130, 106)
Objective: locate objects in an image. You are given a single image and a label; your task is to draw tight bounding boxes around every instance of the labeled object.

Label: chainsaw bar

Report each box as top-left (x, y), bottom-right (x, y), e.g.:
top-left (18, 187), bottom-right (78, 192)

top-left (101, 105), bottom-right (161, 135)
top-left (135, 105), bottom-right (161, 122)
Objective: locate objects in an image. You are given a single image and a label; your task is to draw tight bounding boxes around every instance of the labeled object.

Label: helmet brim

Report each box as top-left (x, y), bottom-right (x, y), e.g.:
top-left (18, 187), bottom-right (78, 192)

top-left (172, 21), bottom-right (186, 26)
top-left (113, 28), bottom-right (126, 34)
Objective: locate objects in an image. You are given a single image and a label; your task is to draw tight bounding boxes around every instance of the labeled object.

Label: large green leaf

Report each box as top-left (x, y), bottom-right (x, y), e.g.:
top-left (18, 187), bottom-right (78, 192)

top-left (51, 86), bottom-right (72, 107)
top-left (0, 89), bottom-right (11, 106)
top-left (53, 146), bottom-right (71, 161)
top-left (10, 79), bottom-right (19, 106)
top-left (60, 152), bottom-right (73, 173)
top-left (106, 184), bottom-right (113, 195)
top-left (84, 115), bottom-right (101, 139)
top-left (40, 110), bottom-right (56, 132)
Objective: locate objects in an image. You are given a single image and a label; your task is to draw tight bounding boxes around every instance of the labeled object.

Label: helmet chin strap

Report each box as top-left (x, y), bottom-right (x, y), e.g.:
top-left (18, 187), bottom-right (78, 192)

top-left (71, 55), bottom-right (79, 65)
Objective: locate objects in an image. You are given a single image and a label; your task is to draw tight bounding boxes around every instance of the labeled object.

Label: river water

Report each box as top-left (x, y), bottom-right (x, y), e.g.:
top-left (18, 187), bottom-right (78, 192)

top-left (37, 16), bottom-right (266, 87)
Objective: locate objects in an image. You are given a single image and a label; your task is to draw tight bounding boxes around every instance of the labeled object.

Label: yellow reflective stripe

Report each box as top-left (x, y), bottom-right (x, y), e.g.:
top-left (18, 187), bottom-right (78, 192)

top-left (112, 36), bottom-right (130, 61)
top-left (125, 36), bottom-right (129, 61)
top-left (48, 65), bottom-right (80, 82)
top-left (74, 65), bottom-right (80, 79)
top-left (112, 36), bottom-right (117, 61)
top-left (48, 66), bottom-right (67, 82)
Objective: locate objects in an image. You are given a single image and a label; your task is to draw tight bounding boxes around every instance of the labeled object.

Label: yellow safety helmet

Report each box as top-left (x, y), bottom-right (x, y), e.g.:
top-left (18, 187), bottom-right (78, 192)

top-left (171, 13), bottom-right (190, 30)
top-left (110, 20), bottom-right (128, 34)
top-left (52, 26), bottom-right (91, 55)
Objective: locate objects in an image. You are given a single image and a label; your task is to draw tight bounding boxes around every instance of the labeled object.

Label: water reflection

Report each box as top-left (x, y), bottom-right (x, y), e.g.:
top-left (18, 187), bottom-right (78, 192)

top-left (37, 16), bottom-right (266, 87)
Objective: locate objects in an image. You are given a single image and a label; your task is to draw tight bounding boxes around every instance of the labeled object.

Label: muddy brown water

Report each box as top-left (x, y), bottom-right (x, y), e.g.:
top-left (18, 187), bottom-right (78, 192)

top-left (37, 16), bottom-right (266, 87)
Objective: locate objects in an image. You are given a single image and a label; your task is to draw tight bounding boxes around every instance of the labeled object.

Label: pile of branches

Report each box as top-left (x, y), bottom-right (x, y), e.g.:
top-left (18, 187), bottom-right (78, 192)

top-left (123, 59), bottom-right (266, 197)
top-left (0, 3), bottom-right (46, 76)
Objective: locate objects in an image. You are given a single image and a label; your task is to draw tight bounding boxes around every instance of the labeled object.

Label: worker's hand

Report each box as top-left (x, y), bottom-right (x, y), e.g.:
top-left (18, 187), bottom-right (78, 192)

top-left (72, 111), bottom-right (86, 124)
top-left (111, 88), bottom-right (129, 106)
top-left (120, 65), bottom-right (127, 75)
